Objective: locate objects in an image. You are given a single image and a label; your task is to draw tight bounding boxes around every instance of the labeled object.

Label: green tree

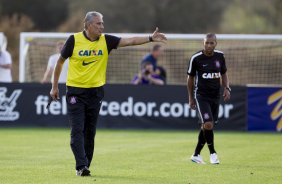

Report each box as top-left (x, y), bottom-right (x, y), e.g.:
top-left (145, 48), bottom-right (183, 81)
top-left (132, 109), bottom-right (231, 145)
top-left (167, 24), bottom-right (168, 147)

top-left (0, 14), bottom-right (35, 81)
top-left (0, 0), bottom-right (68, 30)
top-left (65, 0), bottom-right (230, 33)
top-left (220, 0), bottom-right (282, 33)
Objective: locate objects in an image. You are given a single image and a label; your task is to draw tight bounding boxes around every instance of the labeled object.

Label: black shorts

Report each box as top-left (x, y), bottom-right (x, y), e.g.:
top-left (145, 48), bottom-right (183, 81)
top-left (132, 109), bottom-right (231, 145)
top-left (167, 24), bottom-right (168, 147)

top-left (195, 95), bottom-right (219, 124)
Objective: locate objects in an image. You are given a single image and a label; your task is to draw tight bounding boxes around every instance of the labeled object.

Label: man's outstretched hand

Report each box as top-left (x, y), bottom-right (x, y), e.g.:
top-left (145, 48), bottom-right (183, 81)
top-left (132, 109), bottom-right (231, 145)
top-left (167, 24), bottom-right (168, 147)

top-left (151, 27), bottom-right (167, 43)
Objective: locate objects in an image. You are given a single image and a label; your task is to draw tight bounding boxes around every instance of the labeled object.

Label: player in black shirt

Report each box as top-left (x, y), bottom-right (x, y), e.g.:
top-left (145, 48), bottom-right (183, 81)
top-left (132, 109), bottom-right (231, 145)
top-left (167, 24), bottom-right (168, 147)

top-left (187, 33), bottom-right (231, 164)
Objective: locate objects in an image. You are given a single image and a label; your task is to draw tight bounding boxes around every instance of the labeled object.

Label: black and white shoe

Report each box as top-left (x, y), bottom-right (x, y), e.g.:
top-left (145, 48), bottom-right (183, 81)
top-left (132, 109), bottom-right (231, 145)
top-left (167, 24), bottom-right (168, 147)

top-left (191, 154), bottom-right (206, 164)
top-left (76, 166), bottom-right (91, 176)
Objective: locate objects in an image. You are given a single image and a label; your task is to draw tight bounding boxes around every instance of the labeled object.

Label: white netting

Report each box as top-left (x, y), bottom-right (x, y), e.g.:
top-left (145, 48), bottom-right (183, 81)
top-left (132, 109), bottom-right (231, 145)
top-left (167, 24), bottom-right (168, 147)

top-left (20, 33), bottom-right (282, 85)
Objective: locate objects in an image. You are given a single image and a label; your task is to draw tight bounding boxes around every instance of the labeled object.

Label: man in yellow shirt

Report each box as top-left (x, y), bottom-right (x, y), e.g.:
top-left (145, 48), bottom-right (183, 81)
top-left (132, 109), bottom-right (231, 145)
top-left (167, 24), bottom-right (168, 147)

top-left (50, 11), bottom-right (167, 176)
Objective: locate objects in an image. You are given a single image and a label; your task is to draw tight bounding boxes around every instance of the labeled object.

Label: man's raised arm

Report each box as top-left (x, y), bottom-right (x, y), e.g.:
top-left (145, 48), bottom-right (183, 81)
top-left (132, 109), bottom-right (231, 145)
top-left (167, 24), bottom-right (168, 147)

top-left (118, 27), bottom-right (167, 47)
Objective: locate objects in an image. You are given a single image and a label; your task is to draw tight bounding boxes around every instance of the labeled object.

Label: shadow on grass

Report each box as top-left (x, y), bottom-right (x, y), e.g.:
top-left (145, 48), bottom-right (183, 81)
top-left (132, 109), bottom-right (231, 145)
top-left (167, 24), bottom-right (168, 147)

top-left (93, 174), bottom-right (161, 182)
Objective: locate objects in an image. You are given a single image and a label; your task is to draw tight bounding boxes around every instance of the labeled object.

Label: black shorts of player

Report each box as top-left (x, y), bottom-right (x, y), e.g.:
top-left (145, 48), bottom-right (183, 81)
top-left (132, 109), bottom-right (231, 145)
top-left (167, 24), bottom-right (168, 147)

top-left (195, 95), bottom-right (219, 124)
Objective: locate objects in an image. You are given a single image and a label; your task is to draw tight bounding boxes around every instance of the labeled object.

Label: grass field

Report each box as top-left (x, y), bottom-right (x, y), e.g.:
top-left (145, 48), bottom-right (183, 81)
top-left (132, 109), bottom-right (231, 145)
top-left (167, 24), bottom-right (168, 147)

top-left (0, 128), bottom-right (281, 184)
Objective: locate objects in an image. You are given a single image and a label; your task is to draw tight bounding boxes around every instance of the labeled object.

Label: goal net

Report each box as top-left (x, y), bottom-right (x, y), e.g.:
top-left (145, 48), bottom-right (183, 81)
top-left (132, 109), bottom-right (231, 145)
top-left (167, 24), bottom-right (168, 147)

top-left (20, 33), bottom-right (282, 85)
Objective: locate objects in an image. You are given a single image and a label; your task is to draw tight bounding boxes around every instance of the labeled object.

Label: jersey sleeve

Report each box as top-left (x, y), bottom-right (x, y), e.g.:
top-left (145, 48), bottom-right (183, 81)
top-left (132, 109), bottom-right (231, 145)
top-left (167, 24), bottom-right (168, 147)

top-left (0, 51), bottom-right (12, 65)
top-left (47, 55), bottom-right (55, 68)
top-left (187, 57), bottom-right (197, 76)
top-left (142, 54), bottom-right (152, 63)
top-left (61, 35), bottom-right (74, 59)
top-left (47, 55), bottom-right (60, 69)
top-left (105, 34), bottom-right (121, 54)
top-left (220, 54), bottom-right (227, 75)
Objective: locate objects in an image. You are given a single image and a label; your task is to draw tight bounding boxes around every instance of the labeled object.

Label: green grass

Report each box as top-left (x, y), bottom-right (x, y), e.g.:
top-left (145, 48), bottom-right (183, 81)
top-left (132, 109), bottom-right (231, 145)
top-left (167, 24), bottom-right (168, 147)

top-left (0, 128), bottom-right (281, 184)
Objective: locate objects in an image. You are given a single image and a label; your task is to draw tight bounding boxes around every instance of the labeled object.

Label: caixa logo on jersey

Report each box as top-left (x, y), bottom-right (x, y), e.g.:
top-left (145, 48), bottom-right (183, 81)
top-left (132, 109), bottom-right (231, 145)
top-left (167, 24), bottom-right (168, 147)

top-left (202, 72), bottom-right (221, 79)
top-left (0, 87), bottom-right (22, 121)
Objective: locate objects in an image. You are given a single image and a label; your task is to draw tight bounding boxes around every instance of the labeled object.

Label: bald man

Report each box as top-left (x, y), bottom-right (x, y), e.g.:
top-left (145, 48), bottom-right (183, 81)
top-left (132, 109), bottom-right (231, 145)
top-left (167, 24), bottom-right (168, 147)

top-left (187, 33), bottom-right (231, 164)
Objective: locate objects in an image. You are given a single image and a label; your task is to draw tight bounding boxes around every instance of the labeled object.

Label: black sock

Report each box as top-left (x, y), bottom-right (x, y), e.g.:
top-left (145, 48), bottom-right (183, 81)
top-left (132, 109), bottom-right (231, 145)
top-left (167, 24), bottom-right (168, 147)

top-left (194, 129), bottom-right (206, 156)
top-left (204, 129), bottom-right (216, 154)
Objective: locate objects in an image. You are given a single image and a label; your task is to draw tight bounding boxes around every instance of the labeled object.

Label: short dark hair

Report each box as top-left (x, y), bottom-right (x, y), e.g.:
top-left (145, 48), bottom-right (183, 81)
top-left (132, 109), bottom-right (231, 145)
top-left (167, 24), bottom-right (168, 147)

top-left (152, 44), bottom-right (161, 52)
top-left (205, 33), bottom-right (217, 40)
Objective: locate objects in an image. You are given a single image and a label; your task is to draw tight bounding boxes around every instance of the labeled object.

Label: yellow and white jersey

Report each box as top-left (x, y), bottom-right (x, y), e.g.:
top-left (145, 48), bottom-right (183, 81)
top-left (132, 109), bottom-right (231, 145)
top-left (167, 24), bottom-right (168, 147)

top-left (61, 31), bottom-right (120, 88)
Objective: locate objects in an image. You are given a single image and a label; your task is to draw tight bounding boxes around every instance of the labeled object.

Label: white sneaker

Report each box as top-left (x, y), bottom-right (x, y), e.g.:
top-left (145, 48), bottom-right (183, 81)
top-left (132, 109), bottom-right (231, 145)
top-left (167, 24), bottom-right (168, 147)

top-left (210, 153), bottom-right (220, 164)
top-left (191, 154), bottom-right (206, 164)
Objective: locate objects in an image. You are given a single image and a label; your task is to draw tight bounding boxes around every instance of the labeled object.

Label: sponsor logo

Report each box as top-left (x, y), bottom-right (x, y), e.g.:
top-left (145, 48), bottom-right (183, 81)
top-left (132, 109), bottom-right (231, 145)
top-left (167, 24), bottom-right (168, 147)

top-left (267, 90), bottom-right (282, 132)
top-left (34, 96), bottom-right (234, 119)
top-left (100, 97), bottom-right (233, 118)
top-left (35, 95), bottom-right (67, 115)
top-left (202, 72), bottom-right (221, 79)
top-left (215, 60), bottom-right (220, 68)
top-left (78, 50), bottom-right (103, 56)
top-left (82, 60), bottom-right (97, 66)
top-left (0, 87), bottom-right (22, 121)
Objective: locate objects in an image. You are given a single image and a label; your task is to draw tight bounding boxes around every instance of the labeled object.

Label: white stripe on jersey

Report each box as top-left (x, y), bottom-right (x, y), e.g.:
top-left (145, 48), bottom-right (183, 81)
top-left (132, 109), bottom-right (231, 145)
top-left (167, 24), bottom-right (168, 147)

top-left (187, 52), bottom-right (203, 74)
top-left (214, 50), bottom-right (224, 54)
top-left (194, 71), bottom-right (198, 98)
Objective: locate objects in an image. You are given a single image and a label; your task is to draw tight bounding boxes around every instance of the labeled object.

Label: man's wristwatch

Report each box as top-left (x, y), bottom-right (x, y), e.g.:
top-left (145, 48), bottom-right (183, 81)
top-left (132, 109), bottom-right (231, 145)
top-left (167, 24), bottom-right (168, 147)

top-left (225, 87), bottom-right (231, 92)
top-left (149, 35), bottom-right (153, 42)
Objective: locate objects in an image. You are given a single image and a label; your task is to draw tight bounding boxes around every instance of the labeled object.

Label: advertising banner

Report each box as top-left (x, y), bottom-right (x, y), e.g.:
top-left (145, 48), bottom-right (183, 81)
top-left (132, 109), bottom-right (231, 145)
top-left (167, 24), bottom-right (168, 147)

top-left (248, 86), bottom-right (282, 132)
top-left (0, 83), bottom-right (246, 130)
